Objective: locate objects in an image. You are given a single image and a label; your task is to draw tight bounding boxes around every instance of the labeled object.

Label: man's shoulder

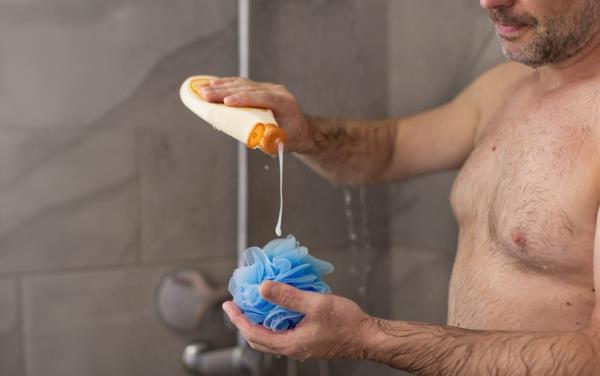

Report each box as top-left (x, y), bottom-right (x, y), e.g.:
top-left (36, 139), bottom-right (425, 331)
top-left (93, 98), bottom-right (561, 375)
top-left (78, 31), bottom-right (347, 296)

top-left (459, 62), bottom-right (534, 117)
top-left (471, 62), bottom-right (534, 96)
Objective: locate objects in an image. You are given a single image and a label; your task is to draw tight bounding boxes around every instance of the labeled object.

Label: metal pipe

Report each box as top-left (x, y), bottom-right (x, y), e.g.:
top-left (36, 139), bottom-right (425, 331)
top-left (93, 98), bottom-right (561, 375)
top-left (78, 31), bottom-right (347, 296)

top-left (237, 0), bottom-right (251, 348)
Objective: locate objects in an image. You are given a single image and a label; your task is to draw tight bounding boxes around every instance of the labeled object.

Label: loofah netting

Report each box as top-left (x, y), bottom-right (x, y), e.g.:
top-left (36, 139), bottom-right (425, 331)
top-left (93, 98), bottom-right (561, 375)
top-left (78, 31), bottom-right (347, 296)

top-left (228, 235), bottom-right (334, 331)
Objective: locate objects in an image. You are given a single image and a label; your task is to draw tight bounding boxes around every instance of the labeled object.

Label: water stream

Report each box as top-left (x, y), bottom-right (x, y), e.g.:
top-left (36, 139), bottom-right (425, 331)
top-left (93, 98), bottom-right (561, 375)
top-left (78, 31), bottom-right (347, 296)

top-left (342, 187), bottom-right (373, 301)
top-left (275, 142), bottom-right (284, 237)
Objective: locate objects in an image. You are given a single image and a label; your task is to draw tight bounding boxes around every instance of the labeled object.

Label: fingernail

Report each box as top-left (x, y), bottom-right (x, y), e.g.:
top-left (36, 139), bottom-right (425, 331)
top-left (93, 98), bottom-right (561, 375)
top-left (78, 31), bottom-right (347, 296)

top-left (222, 302), bottom-right (233, 316)
top-left (224, 96), bottom-right (236, 104)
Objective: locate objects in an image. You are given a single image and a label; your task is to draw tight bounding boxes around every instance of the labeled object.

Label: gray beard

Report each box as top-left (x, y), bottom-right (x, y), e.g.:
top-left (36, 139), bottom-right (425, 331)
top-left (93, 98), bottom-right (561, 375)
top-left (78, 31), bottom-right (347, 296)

top-left (499, 3), bottom-right (599, 68)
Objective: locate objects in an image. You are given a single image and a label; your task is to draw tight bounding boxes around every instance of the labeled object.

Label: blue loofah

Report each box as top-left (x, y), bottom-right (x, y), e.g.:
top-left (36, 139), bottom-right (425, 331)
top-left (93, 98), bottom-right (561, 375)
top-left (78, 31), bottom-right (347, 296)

top-left (228, 235), bottom-right (334, 331)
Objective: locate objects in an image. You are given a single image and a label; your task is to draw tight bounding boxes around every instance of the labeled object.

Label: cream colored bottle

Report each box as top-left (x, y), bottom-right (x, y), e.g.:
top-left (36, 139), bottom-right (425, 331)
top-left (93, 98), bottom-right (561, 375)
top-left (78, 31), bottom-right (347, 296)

top-left (180, 75), bottom-right (286, 154)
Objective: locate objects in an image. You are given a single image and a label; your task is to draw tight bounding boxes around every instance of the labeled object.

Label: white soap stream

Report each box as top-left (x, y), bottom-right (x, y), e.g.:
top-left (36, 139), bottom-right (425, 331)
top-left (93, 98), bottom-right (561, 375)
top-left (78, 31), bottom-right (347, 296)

top-left (275, 142), bottom-right (284, 237)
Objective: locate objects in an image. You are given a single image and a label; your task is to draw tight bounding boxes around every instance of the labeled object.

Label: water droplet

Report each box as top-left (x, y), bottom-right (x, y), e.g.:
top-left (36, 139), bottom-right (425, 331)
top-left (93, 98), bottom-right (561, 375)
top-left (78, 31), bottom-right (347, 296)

top-left (342, 187), bottom-right (374, 301)
top-left (344, 190), bottom-right (352, 205)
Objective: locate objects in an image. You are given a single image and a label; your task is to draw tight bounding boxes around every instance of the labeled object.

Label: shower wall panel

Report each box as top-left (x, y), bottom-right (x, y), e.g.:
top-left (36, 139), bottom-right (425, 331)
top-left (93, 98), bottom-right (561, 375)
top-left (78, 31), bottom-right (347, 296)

top-left (248, 1), bottom-right (393, 375)
top-left (0, 1), bottom-right (239, 375)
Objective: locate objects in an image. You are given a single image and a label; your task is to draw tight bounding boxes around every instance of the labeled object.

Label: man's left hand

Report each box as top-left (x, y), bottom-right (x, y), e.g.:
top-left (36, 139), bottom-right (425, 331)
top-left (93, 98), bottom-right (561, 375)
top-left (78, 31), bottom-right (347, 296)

top-left (222, 281), bottom-right (374, 360)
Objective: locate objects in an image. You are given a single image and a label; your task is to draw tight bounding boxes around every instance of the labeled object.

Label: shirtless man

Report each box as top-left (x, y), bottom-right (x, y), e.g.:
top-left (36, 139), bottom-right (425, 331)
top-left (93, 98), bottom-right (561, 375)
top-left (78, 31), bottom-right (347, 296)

top-left (204, 0), bottom-right (600, 374)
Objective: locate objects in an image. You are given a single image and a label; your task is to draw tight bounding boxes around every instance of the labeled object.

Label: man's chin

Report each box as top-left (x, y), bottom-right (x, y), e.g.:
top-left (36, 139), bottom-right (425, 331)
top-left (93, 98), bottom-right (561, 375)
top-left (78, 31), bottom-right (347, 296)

top-left (499, 39), bottom-right (525, 54)
top-left (500, 45), bottom-right (543, 68)
top-left (498, 35), bottom-right (535, 59)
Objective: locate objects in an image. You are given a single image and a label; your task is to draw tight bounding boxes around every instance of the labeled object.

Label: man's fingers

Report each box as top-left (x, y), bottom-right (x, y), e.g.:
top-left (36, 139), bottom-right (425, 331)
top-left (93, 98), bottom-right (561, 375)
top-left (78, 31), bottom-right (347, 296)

top-left (211, 80), bottom-right (279, 91)
top-left (210, 77), bottom-right (245, 86)
top-left (259, 281), bottom-right (316, 313)
top-left (222, 299), bottom-right (312, 358)
top-left (209, 80), bottom-right (255, 90)
top-left (224, 91), bottom-right (287, 113)
top-left (222, 301), bottom-right (284, 344)
top-left (201, 86), bottom-right (258, 102)
top-left (201, 79), bottom-right (292, 115)
top-left (246, 341), bottom-right (277, 354)
top-left (222, 301), bottom-right (253, 332)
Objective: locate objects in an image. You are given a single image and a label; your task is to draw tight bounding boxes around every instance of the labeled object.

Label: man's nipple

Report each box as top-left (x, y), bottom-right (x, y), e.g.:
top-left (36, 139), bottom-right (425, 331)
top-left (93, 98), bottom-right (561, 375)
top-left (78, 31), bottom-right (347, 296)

top-left (511, 228), bottom-right (527, 248)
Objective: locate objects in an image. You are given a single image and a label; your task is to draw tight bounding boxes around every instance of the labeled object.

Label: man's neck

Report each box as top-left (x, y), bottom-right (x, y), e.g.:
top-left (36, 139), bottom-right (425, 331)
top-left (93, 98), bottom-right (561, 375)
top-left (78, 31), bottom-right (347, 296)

top-left (536, 32), bottom-right (600, 90)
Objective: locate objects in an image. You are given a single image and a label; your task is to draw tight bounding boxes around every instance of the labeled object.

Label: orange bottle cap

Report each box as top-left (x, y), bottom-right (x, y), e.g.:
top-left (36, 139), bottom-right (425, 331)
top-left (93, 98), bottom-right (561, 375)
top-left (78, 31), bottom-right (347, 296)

top-left (247, 123), bottom-right (266, 149)
top-left (260, 124), bottom-right (287, 154)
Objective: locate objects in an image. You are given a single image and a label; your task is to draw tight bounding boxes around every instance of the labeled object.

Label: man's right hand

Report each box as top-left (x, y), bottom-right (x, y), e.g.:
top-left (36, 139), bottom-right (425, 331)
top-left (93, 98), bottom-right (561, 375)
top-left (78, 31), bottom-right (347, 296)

top-left (200, 77), bottom-right (313, 153)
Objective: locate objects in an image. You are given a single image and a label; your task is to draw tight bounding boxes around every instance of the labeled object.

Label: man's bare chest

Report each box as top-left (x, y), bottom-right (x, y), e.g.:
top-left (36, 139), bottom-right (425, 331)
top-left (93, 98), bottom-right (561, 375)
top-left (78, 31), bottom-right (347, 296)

top-left (450, 92), bottom-right (599, 278)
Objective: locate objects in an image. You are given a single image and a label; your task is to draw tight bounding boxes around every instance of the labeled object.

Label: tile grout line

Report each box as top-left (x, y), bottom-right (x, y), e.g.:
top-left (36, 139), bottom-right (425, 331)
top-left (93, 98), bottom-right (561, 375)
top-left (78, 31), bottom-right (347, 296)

top-left (0, 254), bottom-right (235, 280)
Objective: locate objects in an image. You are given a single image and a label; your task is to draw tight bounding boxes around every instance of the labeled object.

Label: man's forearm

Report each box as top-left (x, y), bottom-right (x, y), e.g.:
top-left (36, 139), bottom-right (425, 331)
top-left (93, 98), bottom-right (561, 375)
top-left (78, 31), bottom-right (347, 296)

top-left (295, 116), bottom-right (397, 186)
top-left (361, 319), bottom-right (600, 375)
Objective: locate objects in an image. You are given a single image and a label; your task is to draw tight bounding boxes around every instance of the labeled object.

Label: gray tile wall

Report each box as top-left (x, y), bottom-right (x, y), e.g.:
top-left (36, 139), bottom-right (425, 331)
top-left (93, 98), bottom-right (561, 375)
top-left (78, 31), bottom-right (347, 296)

top-left (0, 0), bottom-right (506, 375)
top-left (0, 1), bottom-right (239, 375)
top-left (0, 128), bottom-right (138, 274)
top-left (249, 0), bottom-right (390, 279)
top-left (22, 260), bottom-right (235, 376)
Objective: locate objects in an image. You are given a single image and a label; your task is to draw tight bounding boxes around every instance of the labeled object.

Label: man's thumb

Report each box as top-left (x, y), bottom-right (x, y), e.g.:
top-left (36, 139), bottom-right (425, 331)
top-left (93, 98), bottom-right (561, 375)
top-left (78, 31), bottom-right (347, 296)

top-left (260, 281), bottom-right (312, 313)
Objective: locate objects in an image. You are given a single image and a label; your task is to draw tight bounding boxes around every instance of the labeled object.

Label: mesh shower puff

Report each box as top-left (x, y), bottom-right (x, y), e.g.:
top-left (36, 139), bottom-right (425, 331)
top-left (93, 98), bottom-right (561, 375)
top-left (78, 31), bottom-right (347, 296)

top-left (228, 235), bottom-right (334, 331)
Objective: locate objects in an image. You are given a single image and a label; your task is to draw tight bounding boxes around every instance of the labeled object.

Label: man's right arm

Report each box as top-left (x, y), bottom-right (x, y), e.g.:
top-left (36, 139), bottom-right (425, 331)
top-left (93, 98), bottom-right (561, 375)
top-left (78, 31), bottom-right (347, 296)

top-left (379, 62), bottom-right (533, 183)
top-left (200, 63), bottom-right (530, 185)
top-left (297, 95), bottom-right (482, 185)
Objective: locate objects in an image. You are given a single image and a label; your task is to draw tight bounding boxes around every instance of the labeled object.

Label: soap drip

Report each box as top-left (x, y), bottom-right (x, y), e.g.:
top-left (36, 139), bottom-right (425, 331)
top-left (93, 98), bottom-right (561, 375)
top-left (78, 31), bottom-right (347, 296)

top-left (275, 142), bottom-right (284, 237)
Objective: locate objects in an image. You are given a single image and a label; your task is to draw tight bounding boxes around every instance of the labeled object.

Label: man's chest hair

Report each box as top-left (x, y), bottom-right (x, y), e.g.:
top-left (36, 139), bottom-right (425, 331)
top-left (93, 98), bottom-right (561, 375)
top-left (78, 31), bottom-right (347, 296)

top-left (451, 91), bottom-right (599, 277)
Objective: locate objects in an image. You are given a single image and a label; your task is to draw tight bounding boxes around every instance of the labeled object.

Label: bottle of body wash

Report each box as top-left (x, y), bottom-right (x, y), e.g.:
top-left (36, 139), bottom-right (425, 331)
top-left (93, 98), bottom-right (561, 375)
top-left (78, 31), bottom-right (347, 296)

top-left (180, 75), bottom-right (286, 154)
